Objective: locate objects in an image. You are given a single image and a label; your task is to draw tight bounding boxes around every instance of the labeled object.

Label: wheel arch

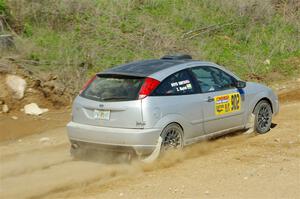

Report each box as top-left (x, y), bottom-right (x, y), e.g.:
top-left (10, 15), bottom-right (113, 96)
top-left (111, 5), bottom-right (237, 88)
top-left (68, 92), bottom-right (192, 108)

top-left (253, 97), bottom-right (273, 113)
top-left (153, 114), bottom-right (189, 137)
top-left (159, 122), bottom-right (185, 139)
top-left (244, 94), bottom-right (274, 128)
top-left (163, 122), bottom-right (184, 133)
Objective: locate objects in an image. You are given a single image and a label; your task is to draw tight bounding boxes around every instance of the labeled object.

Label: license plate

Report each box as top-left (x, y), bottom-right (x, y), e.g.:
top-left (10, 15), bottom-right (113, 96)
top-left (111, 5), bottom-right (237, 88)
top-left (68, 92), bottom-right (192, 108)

top-left (94, 110), bottom-right (110, 120)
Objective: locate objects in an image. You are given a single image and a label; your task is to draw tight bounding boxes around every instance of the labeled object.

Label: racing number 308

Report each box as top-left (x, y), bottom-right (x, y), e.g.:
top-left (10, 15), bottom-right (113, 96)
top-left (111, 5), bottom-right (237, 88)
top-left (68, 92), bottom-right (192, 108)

top-left (231, 93), bottom-right (240, 111)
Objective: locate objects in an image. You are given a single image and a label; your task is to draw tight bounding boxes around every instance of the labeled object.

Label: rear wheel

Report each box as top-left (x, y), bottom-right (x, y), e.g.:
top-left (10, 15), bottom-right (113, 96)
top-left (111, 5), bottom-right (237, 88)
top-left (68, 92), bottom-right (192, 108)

top-left (253, 100), bottom-right (273, 134)
top-left (138, 124), bottom-right (184, 163)
top-left (161, 123), bottom-right (183, 152)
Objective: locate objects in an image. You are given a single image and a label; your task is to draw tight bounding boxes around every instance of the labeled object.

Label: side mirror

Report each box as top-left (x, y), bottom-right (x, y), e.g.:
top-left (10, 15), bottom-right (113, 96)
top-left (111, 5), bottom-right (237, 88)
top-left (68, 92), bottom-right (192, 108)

top-left (235, 80), bottom-right (246, 89)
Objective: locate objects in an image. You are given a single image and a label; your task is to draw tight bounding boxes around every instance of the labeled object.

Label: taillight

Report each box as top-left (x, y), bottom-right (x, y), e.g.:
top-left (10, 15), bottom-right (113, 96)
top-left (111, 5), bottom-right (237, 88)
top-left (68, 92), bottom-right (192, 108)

top-left (79, 75), bottom-right (96, 94)
top-left (138, 77), bottom-right (160, 99)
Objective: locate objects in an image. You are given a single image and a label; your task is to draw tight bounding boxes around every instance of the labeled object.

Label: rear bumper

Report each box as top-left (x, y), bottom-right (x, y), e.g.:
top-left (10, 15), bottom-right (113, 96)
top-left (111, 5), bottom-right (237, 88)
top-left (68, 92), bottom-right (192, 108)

top-left (67, 122), bottom-right (161, 155)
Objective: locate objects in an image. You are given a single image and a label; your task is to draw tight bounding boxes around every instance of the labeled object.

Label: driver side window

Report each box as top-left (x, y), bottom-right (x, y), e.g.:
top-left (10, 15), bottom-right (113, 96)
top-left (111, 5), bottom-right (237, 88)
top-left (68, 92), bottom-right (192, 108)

top-left (190, 66), bottom-right (235, 93)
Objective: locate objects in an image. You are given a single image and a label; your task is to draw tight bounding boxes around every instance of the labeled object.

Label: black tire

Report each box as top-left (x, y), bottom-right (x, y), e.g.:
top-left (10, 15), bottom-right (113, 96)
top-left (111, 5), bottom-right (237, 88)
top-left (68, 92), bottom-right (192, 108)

top-left (253, 100), bottom-right (273, 134)
top-left (160, 123), bottom-right (183, 152)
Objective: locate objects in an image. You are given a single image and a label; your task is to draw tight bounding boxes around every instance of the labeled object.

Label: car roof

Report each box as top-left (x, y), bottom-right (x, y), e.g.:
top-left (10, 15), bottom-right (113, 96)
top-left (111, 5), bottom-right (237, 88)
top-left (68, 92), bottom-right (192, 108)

top-left (99, 59), bottom-right (192, 77)
top-left (98, 58), bottom-right (240, 81)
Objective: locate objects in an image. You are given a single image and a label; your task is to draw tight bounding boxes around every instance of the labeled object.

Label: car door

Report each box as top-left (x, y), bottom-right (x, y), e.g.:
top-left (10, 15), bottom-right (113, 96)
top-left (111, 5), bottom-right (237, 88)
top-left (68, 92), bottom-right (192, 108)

top-left (143, 69), bottom-right (206, 140)
top-left (189, 66), bottom-right (245, 134)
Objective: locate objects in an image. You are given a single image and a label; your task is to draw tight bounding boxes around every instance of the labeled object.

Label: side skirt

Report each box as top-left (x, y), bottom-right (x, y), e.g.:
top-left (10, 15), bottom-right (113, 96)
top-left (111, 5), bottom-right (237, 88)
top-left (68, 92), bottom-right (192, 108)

top-left (184, 125), bottom-right (245, 146)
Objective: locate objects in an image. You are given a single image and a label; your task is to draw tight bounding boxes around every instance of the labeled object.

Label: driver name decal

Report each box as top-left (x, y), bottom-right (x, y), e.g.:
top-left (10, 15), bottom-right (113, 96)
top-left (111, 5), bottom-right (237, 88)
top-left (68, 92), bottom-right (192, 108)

top-left (214, 93), bottom-right (241, 115)
top-left (170, 80), bottom-right (193, 92)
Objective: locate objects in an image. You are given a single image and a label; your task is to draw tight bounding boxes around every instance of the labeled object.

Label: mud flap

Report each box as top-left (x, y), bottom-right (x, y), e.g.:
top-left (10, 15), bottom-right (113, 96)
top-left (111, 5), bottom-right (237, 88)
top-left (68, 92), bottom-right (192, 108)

top-left (244, 113), bottom-right (255, 134)
top-left (141, 136), bottom-right (163, 163)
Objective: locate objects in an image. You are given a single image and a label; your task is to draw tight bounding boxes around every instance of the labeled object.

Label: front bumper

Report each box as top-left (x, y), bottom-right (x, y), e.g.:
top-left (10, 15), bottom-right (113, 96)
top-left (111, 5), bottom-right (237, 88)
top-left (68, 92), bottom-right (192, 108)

top-left (67, 122), bottom-right (161, 155)
top-left (272, 98), bottom-right (279, 116)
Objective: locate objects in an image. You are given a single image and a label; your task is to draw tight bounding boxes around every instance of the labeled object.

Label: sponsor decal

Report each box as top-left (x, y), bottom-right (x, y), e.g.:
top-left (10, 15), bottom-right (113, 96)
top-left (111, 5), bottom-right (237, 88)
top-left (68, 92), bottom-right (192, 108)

top-left (186, 83), bottom-right (192, 89)
top-left (214, 93), bottom-right (241, 115)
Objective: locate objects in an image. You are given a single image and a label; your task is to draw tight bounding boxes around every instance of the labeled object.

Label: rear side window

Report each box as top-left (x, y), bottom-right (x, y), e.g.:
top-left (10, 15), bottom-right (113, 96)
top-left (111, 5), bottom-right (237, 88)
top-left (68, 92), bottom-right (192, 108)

top-left (80, 75), bottom-right (144, 101)
top-left (152, 70), bottom-right (195, 96)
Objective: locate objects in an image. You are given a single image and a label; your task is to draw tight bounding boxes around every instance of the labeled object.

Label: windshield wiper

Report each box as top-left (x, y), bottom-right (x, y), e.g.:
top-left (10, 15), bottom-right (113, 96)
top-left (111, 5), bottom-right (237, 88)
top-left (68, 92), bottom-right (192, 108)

top-left (85, 94), bottom-right (101, 99)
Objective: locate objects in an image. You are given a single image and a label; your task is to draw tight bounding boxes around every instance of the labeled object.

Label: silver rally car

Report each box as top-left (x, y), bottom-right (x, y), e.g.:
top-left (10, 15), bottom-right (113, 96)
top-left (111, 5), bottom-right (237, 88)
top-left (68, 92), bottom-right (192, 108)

top-left (67, 54), bottom-right (279, 159)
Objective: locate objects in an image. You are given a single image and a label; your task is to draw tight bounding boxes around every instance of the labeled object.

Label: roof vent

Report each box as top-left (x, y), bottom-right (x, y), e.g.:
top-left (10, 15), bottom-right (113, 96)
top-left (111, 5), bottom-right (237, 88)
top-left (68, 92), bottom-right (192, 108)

top-left (161, 54), bottom-right (192, 60)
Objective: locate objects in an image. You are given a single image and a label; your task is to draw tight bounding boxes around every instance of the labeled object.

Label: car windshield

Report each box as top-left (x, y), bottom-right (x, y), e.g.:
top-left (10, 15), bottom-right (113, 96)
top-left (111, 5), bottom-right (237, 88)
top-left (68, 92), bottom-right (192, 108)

top-left (80, 75), bottom-right (144, 101)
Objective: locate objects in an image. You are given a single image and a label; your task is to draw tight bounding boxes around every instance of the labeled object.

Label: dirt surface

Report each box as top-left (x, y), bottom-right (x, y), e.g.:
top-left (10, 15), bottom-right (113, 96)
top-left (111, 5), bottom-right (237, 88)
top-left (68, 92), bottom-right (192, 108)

top-left (0, 82), bottom-right (300, 199)
top-left (0, 108), bottom-right (70, 142)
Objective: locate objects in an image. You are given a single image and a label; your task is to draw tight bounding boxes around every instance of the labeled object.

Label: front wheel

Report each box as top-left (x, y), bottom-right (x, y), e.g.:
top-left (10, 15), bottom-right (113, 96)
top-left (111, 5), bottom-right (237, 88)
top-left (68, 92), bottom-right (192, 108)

top-left (253, 100), bottom-right (273, 134)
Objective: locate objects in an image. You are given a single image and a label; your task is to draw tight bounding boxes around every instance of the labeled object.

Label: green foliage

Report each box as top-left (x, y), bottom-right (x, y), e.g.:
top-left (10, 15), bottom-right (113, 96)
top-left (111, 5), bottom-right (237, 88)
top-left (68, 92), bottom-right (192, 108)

top-left (4, 0), bottom-right (300, 85)
top-left (0, 0), bottom-right (7, 14)
top-left (23, 23), bottom-right (33, 37)
top-left (0, 0), bottom-right (8, 16)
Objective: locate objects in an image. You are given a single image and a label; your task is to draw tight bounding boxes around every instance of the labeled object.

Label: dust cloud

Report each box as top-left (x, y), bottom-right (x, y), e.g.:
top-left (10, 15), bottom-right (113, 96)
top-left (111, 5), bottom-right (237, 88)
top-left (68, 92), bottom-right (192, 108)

top-left (140, 133), bottom-right (252, 171)
top-left (1, 132), bottom-right (252, 199)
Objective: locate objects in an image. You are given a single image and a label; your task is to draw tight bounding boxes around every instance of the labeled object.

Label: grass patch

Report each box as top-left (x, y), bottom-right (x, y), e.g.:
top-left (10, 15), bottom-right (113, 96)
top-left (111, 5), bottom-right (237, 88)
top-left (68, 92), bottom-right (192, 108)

top-left (2, 0), bottom-right (300, 90)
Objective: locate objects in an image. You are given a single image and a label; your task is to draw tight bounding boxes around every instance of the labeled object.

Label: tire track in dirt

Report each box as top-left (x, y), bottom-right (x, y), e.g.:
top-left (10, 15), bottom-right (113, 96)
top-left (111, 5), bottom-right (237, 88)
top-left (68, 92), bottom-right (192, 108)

top-left (0, 144), bottom-right (71, 179)
top-left (0, 127), bottom-right (69, 158)
top-left (0, 128), bottom-right (72, 179)
top-left (0, 143), bottom-right (68, 162)
top-left (0, 160), bottom-right (142, 199)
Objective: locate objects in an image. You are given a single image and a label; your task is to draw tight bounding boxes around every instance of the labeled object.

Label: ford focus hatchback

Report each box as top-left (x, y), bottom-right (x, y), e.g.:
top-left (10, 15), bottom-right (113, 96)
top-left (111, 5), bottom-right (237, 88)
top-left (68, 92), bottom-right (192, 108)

top-left (67, 54), bottom-right (279, 159)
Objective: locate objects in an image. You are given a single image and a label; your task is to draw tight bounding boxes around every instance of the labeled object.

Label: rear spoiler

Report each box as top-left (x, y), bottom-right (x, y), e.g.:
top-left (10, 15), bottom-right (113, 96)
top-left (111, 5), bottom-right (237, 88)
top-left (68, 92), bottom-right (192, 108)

top-left (97, 71), bottom-right (146, 78)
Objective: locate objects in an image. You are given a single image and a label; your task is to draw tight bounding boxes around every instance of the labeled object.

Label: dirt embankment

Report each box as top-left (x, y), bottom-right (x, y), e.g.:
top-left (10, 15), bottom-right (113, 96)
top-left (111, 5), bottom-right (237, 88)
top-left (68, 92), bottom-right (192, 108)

top-left (0, 79), bottom-right (299, 199)
top-left (0, 63), bottom-right (71, 110)
top-left (0, 61), bottom-right (73, 141)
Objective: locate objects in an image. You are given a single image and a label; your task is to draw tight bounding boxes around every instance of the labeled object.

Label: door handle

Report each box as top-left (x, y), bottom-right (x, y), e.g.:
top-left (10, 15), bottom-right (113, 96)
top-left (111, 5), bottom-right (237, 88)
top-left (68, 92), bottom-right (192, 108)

top-left (207, 96), bottom-right (214, 102)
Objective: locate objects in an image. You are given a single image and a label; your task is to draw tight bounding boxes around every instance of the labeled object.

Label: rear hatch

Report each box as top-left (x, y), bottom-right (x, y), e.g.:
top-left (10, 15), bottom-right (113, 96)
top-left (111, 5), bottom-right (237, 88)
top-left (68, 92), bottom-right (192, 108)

top-left (72, 74), bottom-right (145, 128)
